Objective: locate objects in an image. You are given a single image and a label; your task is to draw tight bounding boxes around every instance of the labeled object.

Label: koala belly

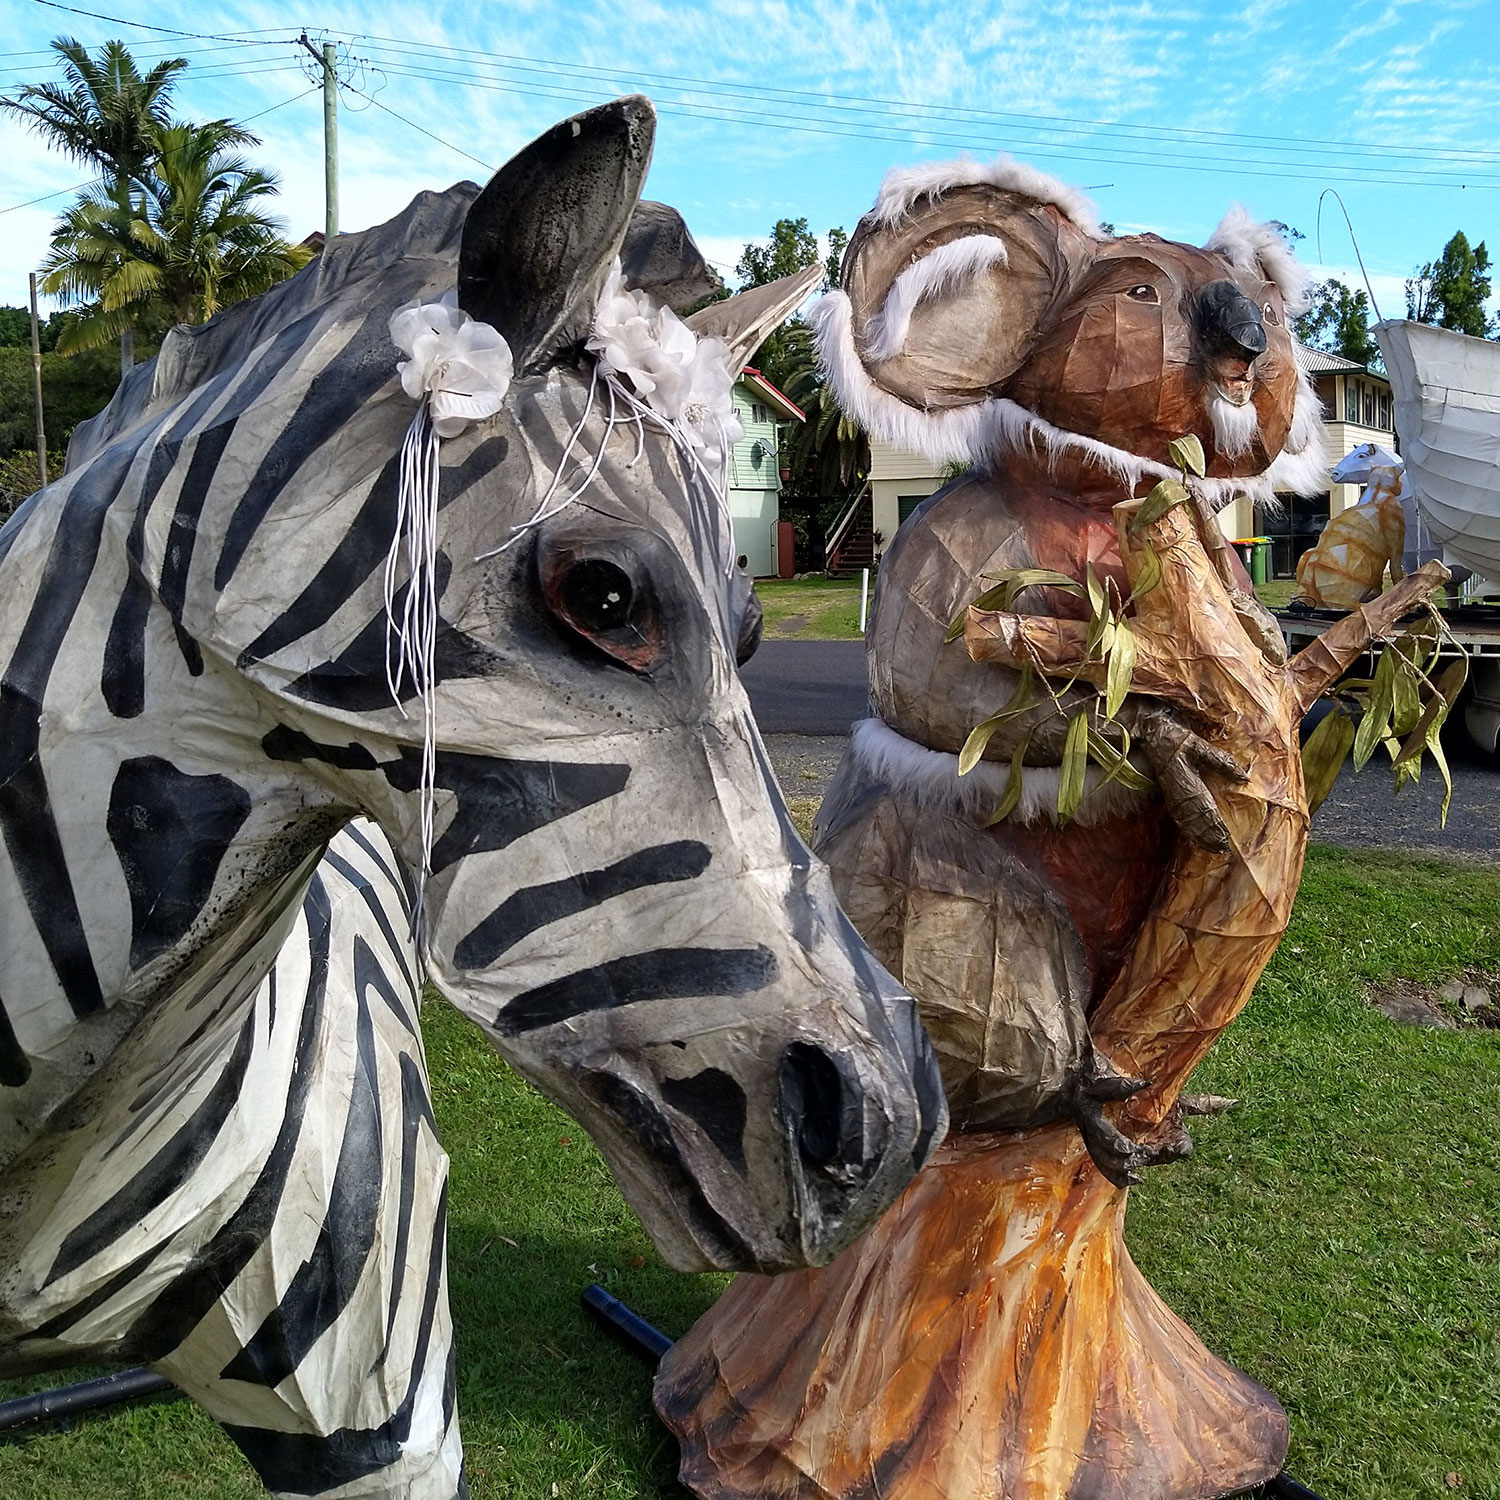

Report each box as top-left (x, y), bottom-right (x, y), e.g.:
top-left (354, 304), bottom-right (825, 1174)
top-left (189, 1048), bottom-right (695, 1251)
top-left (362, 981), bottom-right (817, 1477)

top-left (814, 740), bottom-right (1172, 1131)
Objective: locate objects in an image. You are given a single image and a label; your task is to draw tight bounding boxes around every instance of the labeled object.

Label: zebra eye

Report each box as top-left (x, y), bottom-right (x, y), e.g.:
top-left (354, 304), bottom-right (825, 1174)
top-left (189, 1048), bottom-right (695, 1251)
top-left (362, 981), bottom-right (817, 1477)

top-left (540, 548), bottom-right (665, 673)
top-left (561, 559), bottom-right (634, 632)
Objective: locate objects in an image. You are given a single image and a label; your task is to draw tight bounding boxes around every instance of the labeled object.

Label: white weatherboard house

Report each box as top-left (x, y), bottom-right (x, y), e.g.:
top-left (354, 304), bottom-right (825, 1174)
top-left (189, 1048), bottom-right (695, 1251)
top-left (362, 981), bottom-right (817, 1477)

top-left (729, 367), bottom-right (804, 578)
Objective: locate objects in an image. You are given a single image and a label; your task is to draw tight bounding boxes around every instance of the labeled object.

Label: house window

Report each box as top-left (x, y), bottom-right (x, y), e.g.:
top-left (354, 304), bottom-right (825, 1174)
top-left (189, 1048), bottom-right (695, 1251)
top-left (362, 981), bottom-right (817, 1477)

top-left (751, 402), bottom-right (769, 424)
top-left (1345, 379), bottom-right (1358, 422)
top-left (897, 494), bottom-right (931, 526)
top-left (1379, 392), bottom-right (1391, 429)
top-left (1364, 388), bottom-right (1376, 426)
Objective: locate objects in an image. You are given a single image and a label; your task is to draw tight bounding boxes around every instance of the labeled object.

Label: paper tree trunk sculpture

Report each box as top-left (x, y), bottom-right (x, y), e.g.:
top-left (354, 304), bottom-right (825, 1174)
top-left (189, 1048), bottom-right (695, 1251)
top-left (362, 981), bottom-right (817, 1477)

top-left (656, 491), bottom-right (1446, 1500)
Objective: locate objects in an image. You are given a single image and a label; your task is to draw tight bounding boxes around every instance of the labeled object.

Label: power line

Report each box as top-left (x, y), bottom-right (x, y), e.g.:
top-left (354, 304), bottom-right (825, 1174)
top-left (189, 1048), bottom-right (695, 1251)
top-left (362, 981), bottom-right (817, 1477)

top-left (0, 85), bottom-right (320, 214)
top-left (27, 0), bottom-right (289, 45)
top-left (341, 85), bottom-right (493, 172)
top-left (355, 58), bottom-right (1500, 191)
top-left (348, 31), bottom-right (1500, 168)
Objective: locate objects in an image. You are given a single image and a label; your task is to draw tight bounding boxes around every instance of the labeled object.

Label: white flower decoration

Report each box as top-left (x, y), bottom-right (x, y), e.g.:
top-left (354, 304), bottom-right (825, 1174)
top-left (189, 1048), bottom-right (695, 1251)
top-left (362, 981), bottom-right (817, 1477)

top-left (587, 261), bottom-right (742, 461)
top-left (390, 291), bottom-right (514, 438)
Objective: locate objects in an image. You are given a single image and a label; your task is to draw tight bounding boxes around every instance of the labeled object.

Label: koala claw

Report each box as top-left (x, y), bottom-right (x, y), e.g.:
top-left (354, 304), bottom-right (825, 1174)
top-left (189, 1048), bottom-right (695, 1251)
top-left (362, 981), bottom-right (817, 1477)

top-left (1068, 1060), bottom-right (1194, 1187)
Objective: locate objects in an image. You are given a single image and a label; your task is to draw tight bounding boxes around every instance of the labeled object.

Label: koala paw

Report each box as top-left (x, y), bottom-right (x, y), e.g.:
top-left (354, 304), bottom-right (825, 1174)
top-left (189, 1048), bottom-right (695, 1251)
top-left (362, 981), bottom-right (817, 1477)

top-left (1068, 1055), bottom-right (1193, 1187)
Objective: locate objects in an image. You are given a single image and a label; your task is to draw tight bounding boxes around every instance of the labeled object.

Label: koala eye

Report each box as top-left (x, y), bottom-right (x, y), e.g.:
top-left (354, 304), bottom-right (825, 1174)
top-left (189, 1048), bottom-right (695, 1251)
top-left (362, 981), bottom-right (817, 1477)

top-left (1125, 284), bottom-right (1160, 304)
top-left (1263, 301), bottom-right (1282, 326)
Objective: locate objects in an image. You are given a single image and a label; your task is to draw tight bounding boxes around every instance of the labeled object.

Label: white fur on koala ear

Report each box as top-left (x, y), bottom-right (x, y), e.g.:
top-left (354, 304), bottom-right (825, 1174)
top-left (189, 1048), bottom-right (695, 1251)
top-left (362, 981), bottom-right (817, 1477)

top-left (871, 155), bottom-right (1101, 236)
top-left (865, 235), bottom-right (1009, 362)
top-left (812, 291), bottom-right (995, 463)
top-left (1206, 205), bottom-right (1312, 316)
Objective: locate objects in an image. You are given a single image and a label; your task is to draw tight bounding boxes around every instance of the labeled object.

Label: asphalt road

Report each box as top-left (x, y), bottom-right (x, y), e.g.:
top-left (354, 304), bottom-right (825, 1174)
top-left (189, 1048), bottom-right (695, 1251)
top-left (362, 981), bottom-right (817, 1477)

top-left (747, 640), bottom-right (1499, 863)
top-left (740, 640), bottom-right (869, 734)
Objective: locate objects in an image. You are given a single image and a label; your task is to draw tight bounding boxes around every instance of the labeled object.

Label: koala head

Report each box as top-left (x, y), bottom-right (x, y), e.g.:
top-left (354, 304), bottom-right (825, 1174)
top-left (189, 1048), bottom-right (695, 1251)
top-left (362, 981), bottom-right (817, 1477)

top-left (814, 159), bottom-right (1327, 508)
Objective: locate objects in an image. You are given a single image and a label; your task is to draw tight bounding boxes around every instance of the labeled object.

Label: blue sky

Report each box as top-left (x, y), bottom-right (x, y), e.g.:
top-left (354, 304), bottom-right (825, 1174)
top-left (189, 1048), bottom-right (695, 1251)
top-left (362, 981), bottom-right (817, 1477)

top-left (2, 0), bottom-right (1499, 322)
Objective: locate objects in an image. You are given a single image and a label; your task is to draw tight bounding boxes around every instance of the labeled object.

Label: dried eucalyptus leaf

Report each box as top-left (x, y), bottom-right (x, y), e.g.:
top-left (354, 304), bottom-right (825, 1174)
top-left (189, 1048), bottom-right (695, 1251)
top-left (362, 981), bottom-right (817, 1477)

top-left (1302, 706), bottom-right (1356, 814)
top-left (1087, 724), bottom-right (1152, 793)
top-left (1105, 616), bottom-right (1136, 720)
top-left (1392, 658), bottom-right (1421, 737)
top-left (1353, 647), bottom-right (1396, 771)
top-left (1131, 479), bottom-right (1190, 533)
top-left (959, 713), bottom-right (1006, 776)
top-left (1128, 540), bottom-right (1163, 602)
top-left (983, 739), bottom-right (1029, 827)
top-left (1058, 710), bottom-right (1090, 824)
top-left (1167, 433), bottom-right (1207, 478)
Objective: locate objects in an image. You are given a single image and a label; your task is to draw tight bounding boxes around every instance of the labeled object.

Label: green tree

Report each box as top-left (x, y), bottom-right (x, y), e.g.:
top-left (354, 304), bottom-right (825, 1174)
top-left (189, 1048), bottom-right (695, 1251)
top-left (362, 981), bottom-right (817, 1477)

top-left (39, 120), bottom-right (310, 355)
top-left (1406, 231), bottom-right (1495, 337)
top-left (1295, 278), bottom-right (1378, 367)
top-left (2, 36), bottom-right (188, 182)
top-left (2, 37), bottom-right (206, 371)
top-left (736, 217), bottom-right (820, 289)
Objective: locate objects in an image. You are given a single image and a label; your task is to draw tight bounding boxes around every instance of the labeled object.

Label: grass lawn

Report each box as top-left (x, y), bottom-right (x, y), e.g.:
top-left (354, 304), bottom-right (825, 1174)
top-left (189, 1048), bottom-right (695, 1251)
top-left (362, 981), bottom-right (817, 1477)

top-left (3, 838), bottom-right (1499, 1499)
top-left (753, 576), bottom-right (864, 640)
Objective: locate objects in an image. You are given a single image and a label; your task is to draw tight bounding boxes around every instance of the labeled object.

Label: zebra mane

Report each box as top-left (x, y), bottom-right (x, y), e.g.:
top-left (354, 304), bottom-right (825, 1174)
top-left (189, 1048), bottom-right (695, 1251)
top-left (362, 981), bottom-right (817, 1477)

top-left (66, 184), bottom-right (483, 471)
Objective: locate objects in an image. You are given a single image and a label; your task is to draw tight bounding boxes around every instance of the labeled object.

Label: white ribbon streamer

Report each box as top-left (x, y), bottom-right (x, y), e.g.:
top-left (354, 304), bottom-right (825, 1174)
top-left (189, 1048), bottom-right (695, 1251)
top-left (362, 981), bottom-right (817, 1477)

top-left (387, 293), bottom-right (514, 932)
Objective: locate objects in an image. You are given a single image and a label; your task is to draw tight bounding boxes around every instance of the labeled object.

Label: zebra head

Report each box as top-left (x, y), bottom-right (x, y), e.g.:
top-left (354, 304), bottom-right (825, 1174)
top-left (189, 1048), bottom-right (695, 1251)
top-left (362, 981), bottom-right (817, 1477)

top-left (48, 96), bottom-right (944, 1272)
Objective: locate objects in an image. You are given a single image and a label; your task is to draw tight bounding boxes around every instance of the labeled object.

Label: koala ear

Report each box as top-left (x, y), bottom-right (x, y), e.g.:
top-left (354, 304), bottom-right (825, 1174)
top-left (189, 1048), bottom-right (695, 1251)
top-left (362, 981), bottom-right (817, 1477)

top-left (1204, 205), bottom-right (1312, 317)
top-left (813, 157), bottom-right (1099, 465)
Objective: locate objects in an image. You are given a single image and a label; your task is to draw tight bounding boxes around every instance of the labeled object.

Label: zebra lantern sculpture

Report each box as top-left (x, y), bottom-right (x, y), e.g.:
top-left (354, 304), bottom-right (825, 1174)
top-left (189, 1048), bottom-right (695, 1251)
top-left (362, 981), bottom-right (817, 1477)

top-left (0, 96), bottom-right (946, 1497)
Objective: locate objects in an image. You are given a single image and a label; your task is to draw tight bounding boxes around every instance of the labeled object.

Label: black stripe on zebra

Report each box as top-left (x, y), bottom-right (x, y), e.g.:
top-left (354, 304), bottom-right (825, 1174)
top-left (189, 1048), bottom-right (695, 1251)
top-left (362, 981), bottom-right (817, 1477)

top-left (454, 840), bottom-right (711, 969)
top-left (107, 757), bottom-right (253, 970)
top-left (0, 441), bottom-right (140, 1018)
top-left (0, 992), bottom-right (30, 1086)
top-left (381, 750), bottom-right (631, 873)
top-left (129, 874), bottom-right (335, 1361)
top-left (374, 1051), bottom-right (439, 1371)
top-left (351, 933), bottom-right (419, 1042)
top-left (219, 946), bottom-right (386, 1388)
top-left (214, 301), bottom-right (408, 592)
top-left (223, 1177), bottom-right (453, 1495)
top-left (494, 946), bottom-right (778, 1036)
top-left (45, 1006), bottom-right (258, 1284)
top-left (237, 435), bottom-right (509, 671)
top-left (323, 856), bottom-right (413, 990)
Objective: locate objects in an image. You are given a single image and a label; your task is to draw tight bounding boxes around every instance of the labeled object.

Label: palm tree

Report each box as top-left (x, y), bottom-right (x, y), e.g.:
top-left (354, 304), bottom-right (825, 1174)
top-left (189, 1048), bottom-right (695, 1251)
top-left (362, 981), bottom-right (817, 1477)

top-left (3, 38), bottom-right (263, 371)
top-left (2, 36), bottom-right (190, 180)
top-left (40, 121), bottom-right (311, 354)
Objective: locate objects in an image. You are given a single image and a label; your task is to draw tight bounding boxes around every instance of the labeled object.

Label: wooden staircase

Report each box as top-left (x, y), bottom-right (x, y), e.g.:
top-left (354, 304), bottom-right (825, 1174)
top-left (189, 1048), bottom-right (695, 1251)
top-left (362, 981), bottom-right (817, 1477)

top-left (825, 487), bottom-right (875, 577)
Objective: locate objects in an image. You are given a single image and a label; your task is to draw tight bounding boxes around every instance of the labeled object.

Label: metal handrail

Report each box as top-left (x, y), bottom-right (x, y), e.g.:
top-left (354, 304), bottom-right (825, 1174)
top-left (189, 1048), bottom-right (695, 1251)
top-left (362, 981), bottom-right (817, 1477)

top-left (824, 480), bottom-right (872, 565)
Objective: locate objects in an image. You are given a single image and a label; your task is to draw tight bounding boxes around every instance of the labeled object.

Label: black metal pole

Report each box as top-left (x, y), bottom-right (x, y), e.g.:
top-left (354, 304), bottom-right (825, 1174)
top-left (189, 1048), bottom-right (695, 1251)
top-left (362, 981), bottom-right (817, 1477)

top-left (0, 1367), bottom-right (174, 1435)
top-left (581, 1283), bottom-right (674, 1363)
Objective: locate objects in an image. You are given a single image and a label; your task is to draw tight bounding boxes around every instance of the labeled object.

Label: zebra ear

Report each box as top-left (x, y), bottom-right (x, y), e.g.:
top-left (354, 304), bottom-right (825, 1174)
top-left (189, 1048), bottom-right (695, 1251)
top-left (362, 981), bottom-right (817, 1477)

top-left (684, 266), bottom-right (823, 378)
top-left (459, 96), bottom-right (656, 374)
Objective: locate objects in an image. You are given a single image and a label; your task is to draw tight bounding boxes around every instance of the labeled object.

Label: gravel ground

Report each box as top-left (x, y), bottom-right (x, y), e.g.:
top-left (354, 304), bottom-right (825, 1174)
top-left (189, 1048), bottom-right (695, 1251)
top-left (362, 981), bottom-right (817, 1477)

top-left (764, 732), bottom-right (1498, 865)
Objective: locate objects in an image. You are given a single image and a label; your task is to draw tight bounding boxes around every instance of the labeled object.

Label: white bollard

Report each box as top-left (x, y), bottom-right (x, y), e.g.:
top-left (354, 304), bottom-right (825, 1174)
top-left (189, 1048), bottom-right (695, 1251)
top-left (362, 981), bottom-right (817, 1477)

top-left (858, 568), bottom-right (870, 634)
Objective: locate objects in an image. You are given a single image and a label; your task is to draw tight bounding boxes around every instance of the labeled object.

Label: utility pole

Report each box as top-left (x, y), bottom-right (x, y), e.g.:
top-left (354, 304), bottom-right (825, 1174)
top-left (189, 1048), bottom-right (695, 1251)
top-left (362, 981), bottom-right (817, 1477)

top-left (27, 273), bottom-right (47, 491)
top-left (298, 33), bottom-right (339, 240)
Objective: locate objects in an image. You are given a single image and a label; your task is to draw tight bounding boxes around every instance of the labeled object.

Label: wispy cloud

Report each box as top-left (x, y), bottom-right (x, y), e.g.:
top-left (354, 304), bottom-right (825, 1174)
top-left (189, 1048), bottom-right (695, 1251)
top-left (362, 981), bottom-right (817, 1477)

top-left (0, 0), bottom-right (1496, 306)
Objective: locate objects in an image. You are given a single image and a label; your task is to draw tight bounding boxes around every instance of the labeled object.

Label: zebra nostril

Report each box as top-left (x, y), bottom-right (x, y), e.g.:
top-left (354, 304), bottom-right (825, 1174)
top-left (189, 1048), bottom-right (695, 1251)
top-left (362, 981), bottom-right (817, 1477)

top-left (779, 1042), bottom-right (846, 1167)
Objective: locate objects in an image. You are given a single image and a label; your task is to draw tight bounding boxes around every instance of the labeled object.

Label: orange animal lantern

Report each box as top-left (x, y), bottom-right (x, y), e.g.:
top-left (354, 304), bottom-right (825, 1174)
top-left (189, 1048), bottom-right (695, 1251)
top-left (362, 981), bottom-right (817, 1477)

top-left (1294, 442), bottom-right (1407, 609)
top-left (656, 157), bottom-right (1446, 1500)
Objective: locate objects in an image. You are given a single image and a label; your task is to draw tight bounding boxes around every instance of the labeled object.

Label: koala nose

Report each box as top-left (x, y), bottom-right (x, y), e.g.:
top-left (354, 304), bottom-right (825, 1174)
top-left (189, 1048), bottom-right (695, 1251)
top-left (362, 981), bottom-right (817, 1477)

top-left (1196, 280), bottom-right (1267, 360)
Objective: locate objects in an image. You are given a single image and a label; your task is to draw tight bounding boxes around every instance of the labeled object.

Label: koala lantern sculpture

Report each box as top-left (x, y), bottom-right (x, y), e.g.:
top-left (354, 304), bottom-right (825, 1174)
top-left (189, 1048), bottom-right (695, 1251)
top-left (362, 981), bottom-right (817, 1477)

top-left (655, 161), bottom-right (1448, 1500)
